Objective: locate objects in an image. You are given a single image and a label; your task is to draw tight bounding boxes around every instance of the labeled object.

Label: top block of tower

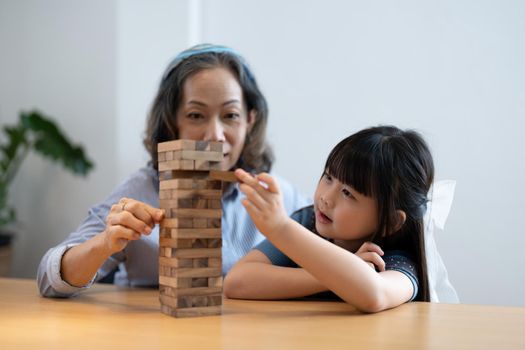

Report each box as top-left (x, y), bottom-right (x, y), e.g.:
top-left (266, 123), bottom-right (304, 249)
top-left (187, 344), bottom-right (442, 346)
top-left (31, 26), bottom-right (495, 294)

top-left (158, 140), bottom-right (223, 171)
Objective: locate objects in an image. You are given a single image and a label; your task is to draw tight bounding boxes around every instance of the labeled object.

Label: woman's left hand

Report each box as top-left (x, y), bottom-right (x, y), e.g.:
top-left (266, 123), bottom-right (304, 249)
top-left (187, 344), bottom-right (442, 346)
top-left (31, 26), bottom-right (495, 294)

top-left (235, 168), bottom-right (289, 237)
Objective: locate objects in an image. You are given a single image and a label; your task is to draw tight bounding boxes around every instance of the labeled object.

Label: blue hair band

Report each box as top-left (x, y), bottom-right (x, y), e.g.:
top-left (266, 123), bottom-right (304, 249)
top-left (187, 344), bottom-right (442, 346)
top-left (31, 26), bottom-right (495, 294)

top-left (161, 43), bottom-right (254, 82)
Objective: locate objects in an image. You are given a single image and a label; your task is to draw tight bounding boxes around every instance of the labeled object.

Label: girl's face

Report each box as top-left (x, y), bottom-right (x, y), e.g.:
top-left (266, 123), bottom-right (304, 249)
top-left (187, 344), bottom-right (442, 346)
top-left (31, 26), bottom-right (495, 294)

top-left (314, 172), bottom-right (378, 242)
top-left (176, 67), bottom-right (255, 171)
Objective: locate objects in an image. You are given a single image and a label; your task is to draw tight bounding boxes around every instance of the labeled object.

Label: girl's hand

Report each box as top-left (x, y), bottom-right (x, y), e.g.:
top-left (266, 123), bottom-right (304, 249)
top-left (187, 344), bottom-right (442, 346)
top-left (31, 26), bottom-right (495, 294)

top-left (234, 169), bottom-right (289, 237)
top-left (355, 241), bottom-right (386, 272)
top-left (102, 197), bottom-right (165, 254)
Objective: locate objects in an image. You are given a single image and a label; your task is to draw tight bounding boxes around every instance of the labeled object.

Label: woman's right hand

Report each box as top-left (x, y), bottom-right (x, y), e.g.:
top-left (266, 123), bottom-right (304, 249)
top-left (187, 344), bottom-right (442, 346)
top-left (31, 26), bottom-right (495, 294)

top-left (355, 241), bottom-right (386, 272)
top-left (102, 197), bottom-right (165, 254)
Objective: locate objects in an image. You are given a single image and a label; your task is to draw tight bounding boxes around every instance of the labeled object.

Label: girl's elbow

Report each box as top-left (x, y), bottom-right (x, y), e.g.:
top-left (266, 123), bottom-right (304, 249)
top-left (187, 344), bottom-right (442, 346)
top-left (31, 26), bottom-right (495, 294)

top-left (344, 291), bottom-right (388, 313)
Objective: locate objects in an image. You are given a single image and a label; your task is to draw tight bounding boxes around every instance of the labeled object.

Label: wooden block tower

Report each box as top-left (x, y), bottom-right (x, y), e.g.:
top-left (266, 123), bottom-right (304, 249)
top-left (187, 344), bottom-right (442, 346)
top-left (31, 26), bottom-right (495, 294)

top-left (157, 139), bottom-right (235, 318)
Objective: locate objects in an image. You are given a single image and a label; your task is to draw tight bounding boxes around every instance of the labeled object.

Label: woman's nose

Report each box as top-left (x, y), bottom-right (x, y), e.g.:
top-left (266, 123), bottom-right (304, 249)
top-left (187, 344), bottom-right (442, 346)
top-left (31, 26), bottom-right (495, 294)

top-left (204, 118), bottom-right (226, 142)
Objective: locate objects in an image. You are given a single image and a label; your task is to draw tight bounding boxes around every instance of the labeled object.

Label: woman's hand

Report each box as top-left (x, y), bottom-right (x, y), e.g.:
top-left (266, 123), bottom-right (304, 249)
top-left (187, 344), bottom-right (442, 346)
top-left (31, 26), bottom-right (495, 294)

top-left (234, 169), bottom-right (290, 238)
top-left (355, 241), bottom-right (385, 272)
top-left (102, 197), bottom-right (165, 254)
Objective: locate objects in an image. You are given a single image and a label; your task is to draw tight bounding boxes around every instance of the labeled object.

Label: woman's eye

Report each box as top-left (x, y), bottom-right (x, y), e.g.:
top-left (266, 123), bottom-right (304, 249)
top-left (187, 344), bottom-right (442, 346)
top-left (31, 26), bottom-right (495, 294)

top-left (187, 113), bottom-right (204, 120)
top-left (223, 113), bottom-right (240, 120)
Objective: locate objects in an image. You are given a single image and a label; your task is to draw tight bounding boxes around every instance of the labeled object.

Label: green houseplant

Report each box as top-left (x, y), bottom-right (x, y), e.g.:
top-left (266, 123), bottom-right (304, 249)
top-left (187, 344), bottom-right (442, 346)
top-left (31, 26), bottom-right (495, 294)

top-left (0, 110), bottom-right (94, 271)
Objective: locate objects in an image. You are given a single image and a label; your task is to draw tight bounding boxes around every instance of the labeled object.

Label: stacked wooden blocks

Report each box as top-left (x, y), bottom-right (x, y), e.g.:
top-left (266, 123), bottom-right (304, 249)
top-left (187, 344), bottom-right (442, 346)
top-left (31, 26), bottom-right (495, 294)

top-left (157, 139), bottom-right (234, 318)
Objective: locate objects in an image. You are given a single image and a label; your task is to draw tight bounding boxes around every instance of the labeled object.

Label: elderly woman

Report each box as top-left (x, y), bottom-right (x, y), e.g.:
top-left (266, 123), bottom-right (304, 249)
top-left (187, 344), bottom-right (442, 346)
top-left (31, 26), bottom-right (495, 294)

top-left (37, 44), bottom-right (309, 297)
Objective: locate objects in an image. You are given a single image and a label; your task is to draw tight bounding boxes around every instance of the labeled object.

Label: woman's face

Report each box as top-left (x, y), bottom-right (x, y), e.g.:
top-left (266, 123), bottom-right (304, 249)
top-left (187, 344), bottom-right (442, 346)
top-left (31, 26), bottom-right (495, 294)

top-left (176, 67), bottom-right (255, 171)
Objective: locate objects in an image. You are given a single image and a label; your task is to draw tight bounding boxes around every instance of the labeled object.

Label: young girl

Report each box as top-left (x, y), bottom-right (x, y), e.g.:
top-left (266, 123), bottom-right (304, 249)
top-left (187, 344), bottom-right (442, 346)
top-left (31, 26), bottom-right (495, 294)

top-left (224, 125), bottom-right (434, 312)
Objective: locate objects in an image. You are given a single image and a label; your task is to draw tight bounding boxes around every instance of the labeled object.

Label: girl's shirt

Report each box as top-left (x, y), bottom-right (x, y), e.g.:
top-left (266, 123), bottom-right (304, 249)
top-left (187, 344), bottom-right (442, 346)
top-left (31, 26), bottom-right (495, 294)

top-left (37, 166), bottom-right (310, 297)
top-left (255, 205), bottom-right (420, 302)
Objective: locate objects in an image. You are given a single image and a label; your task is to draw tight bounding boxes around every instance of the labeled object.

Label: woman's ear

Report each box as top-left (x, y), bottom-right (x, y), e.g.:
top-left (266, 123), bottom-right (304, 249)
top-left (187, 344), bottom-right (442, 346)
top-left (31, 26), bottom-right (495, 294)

top-left (394, 210), bottom-right (407, 232)
top-left (247, 109), bottom-right (257, 132)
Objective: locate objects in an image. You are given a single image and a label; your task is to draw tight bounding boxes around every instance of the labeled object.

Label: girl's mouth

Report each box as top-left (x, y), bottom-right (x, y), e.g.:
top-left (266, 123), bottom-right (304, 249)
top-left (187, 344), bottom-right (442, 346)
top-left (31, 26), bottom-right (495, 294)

top-left (316, 209), bottom-right (332, 224)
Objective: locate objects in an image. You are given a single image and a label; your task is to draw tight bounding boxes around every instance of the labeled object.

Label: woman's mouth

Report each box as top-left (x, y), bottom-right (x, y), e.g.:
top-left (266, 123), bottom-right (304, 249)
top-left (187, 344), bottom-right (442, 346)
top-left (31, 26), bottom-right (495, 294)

top-left (316, 209), bottom-right (332, 225)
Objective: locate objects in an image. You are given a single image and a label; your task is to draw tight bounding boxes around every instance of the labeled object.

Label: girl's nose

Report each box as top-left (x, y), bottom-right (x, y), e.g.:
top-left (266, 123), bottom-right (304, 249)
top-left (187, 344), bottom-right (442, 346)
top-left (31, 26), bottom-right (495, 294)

top-left (204, 118), bottom-right (226, 143)
top-left (320, 193), bottom-right (333, 208)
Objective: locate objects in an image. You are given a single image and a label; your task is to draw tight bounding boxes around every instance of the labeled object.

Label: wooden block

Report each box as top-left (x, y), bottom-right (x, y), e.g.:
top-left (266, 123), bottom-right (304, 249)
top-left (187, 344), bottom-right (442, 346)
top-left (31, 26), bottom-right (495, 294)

top-left (207, 238), bottom-right (221, 248)
top-left (159, 294), bottom-right (178, 308)
top-left (208, 277), bottom-right (223, 288)
top-left (160, 179), bottom-right (220, 190)
top-left (159, 170), bottom-right (210, 180)
top-left (166, 189), bottom-right (222, 200)
top-left (163, 228), bottom-right (221, 239)
top-left (207, 218), bottom-right (221, 228)
top-left (193, 218), bottom-right (208, 228)
top-left (159, 237), bottom-right (195, 249)
top-left (207, 295), bottom-right (223, 306)
top-left (209, 143), bottom-right (222, 152)
top-left (175, 267), bottom-right (221, 278)
top-left (159, 247), bottom-right (171, 257)
top-left (158, 152), bottom-right (166, 162)
top-left (208, 199), bottom-right (221, 209)
top-left (159, 285), bottom-right (177, 297)
top-left (157, 139), bottom-right (196, 152)
top-left (176, 286), bottom-right (222, 296)
top-left (193, 258), bottom-right (208, 268)
top-left (172, 208), bottom-right (221, 219)
top-left (209, 170), bottom-right (237, 182)
top-left (159, 275), bottom-right (180, 288)
top-left (171, 305), bottom-right (221, 318)
top-left (191, 277), bottom-right (209, 288)
top-left (159, 275), bottom-right (194, 289)
top-left (159, 199), bottom-right (195, 210)
top-left (181, 150), bottom-right (223, 162)
top-left (158, 159), bottom-right (194, 171)
top-left (195, 140), bottom-right (223, 152)
top-left (159, 257), bottom-right (192, 268)
top-left (174, 248), bottom-right (221, 259)
top-left (160, 218), bottom-right (194, 228)
top-left (208, 258), bottom-right (221, 268)
top-left (191, 238), bottom-right (208, 249)
top-left (194, 198), bottom-right (208, 209)
top-left (194, 160), bottom-right (210, 170)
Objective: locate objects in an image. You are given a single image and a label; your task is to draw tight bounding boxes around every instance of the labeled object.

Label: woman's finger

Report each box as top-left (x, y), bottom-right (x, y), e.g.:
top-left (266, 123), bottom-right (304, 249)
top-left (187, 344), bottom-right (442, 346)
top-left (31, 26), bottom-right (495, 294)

top-left (118, 197), bottom-right (164, 223)
top-left (106, 224), bottom-right (142, 242)
top-left (108, 211), bottom-right (152, 235)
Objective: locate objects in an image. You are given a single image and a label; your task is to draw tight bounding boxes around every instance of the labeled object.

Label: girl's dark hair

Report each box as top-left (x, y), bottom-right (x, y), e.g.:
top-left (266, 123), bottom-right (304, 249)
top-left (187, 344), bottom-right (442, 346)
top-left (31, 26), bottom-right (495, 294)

top-left (143, 44), bottom-right (273, 172)
top-left (324, 126), bottom-right (434, 301)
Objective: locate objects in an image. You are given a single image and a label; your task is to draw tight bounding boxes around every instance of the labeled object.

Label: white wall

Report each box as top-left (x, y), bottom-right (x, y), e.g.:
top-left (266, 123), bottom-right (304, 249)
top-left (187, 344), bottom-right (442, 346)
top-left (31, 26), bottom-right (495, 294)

top-left (0, 0), bottom-right (118, 278)
top-left (1, 0), bottom-right (523, 306)
top-left (200, 0), bottom-right (525, 306)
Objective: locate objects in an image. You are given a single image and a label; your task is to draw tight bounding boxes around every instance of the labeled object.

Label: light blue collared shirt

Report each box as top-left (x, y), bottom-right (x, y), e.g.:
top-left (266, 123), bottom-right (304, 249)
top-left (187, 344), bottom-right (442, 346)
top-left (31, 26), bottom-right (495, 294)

top-left (37, 166), bottom-right (310, 297)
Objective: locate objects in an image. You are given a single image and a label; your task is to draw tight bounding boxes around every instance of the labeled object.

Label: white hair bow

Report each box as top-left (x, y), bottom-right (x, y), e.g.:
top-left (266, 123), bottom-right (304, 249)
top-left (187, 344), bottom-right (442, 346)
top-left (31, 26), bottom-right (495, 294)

top-left (423, 180), bottom-right (460, 303)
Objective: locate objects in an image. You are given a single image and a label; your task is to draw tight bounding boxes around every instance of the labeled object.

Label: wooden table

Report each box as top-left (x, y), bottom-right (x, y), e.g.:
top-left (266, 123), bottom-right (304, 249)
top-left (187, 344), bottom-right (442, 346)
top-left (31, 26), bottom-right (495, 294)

top-left (0, 278), bottom-right (523, 349)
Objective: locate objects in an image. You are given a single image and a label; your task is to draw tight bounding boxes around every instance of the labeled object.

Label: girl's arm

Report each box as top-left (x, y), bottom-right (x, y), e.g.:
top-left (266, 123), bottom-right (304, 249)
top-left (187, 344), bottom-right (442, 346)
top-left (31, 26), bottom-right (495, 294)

top-left (223, 249), bottom-right (328, 300)
top-left (235, 169), bottom-right (414, 313)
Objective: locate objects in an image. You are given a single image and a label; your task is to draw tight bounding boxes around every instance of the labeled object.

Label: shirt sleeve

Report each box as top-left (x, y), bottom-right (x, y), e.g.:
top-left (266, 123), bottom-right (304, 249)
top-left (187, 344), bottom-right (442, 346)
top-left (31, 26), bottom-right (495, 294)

top-left (36, 167), bottom-right (157, 297)
top-left (383, 251), bottom-right (420, 301)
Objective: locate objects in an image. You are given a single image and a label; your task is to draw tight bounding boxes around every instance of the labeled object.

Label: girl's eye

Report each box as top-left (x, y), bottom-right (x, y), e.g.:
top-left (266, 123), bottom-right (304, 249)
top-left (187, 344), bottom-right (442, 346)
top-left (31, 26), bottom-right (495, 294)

top-left (324, 173), bottom-right (333, 182)
top-left (342, 188), bottom-right (354, 199)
